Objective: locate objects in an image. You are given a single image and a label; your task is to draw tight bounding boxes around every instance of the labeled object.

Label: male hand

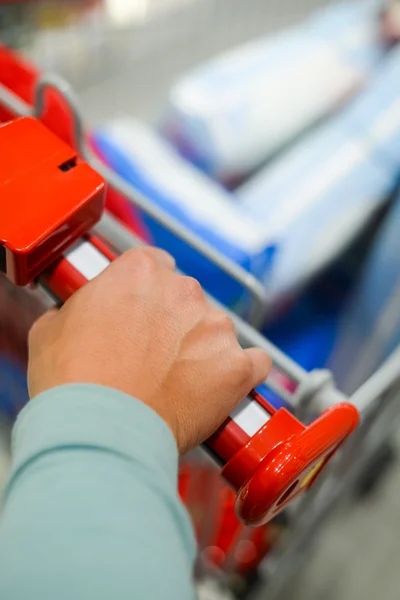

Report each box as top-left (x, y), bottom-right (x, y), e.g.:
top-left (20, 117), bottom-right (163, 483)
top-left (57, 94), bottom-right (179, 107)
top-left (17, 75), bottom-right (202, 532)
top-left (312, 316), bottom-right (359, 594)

top-left (28, 247), bottom-right (271, 454)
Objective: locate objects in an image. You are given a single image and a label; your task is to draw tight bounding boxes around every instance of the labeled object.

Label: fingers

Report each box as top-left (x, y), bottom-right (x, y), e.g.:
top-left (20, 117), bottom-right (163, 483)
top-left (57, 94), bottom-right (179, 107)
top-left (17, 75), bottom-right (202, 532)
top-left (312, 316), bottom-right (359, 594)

top-left (143, 247), bottom-right (176, 270)
top-left (122, 246), bottom-right (176, 271)
top-left (243, 347), bottom-right (272, 388)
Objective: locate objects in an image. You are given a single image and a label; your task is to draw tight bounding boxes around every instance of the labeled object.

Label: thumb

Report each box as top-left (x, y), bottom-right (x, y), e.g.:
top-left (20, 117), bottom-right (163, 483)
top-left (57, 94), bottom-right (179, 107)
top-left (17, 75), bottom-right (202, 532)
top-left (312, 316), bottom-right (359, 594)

top-left (243, 347), bottom-right (272, 389)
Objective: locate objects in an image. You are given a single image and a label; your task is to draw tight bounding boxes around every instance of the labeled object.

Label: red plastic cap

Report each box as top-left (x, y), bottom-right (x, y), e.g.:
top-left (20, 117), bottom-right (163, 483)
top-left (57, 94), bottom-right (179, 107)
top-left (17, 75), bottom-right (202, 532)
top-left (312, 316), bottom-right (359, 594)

top-left (0, 117), bottom-right (105, 285)
top-left (231, 403), bottom-right (359, 526)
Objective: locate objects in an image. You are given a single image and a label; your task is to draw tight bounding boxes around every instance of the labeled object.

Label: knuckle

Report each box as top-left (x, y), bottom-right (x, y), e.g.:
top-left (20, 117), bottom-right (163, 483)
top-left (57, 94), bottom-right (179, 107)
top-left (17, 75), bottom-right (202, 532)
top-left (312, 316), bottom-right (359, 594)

top-left (217, 312), bottom-right (235, 333)
top-left (179, 276), bottom-right (204, 302)
top-left (126, 246), bottom-right (158, 273)
top-left (207, 309), bottom-right (235, 333)
top-left (232, 351), bottom-right (253, 385)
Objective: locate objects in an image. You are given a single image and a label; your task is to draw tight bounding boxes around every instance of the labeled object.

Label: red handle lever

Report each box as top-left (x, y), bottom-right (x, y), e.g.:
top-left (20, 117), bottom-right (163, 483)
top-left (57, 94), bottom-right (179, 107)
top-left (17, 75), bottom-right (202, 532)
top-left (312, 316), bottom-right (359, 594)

top-left (0, 117), bottom-right (359, 526)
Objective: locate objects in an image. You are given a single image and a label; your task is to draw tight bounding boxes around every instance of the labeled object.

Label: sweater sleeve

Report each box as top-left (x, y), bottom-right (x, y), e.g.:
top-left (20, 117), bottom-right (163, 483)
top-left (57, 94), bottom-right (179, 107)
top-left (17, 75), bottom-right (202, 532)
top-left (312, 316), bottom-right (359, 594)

top-left (0, 384), bottom-right (197, 600)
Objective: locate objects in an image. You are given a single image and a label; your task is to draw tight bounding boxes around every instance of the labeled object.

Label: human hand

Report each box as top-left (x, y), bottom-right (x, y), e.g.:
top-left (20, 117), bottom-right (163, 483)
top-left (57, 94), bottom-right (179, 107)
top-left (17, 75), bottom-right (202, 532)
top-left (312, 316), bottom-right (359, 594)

top-left (28, 247), bottom-right (271, 454)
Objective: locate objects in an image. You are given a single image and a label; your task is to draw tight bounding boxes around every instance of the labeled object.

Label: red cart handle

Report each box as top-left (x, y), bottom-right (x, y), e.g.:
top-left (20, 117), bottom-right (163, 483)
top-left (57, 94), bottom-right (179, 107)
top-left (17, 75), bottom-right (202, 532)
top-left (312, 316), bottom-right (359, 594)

top-left (0, 118), bottom-right (359, 525)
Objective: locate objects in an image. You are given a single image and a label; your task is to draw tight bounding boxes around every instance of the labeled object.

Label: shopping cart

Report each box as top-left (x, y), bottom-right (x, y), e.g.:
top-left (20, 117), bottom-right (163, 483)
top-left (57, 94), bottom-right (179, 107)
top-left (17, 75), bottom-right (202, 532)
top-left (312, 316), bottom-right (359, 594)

top-left (0, 24), bottom-right (400, 600)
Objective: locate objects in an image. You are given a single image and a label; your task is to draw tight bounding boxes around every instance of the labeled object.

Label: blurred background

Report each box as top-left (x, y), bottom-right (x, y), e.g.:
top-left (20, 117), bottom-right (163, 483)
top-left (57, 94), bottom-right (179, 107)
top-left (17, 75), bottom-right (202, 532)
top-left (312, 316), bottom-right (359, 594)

top-left (1, 1), bottom-right (400, 599)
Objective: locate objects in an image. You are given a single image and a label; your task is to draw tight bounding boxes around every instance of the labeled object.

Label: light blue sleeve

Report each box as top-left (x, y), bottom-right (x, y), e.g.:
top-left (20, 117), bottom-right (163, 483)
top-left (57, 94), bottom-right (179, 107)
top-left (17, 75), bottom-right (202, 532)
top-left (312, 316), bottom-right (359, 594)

top-left (0, 384), bottom-right (197, 600)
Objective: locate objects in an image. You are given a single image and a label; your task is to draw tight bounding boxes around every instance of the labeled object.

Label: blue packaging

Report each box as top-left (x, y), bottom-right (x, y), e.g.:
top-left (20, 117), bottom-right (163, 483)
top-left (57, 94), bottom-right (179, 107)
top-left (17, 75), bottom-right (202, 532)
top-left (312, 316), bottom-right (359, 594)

top-left (93, 118), bottom-right (274, 310)
top-left (0, 355), bottom-right (28, 419)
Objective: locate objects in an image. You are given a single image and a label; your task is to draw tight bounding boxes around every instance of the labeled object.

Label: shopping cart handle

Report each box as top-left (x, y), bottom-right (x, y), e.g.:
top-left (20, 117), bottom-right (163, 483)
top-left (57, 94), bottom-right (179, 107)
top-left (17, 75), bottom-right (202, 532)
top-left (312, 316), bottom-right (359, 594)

top-left (0, 117), bottom-right (359, 526)
top-left (226, 393), bottom-right (359, 526)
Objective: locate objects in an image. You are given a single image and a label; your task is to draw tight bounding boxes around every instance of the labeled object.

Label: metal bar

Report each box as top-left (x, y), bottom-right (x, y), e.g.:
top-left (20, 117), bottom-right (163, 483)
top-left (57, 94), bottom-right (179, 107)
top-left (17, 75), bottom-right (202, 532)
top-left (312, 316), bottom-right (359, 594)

top-left (0, 84), bottom-right (31, 117)
top-left (96, 162), bottom-right (269, 327)
top-left (350, 344), bottom-right (400, 414)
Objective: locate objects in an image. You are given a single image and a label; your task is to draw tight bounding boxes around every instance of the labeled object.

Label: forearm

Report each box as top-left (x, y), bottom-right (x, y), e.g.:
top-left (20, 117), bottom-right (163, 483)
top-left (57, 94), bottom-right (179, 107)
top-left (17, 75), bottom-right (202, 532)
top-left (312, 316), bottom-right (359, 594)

top-left (0, 385), bottom-right (196, 600)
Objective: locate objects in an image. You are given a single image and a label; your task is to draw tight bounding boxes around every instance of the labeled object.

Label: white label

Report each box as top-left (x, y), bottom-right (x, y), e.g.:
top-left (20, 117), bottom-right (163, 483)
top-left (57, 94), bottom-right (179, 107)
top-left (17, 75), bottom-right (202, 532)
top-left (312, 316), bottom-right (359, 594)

top-left (65, 240), bottom-right (111, 281)
top-left (230, 397), bottom-right (270, 437)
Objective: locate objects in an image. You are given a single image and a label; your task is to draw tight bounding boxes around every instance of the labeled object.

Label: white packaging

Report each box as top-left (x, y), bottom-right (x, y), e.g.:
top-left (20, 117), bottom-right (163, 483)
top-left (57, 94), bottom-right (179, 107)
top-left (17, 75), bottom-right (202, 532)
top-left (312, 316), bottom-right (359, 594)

top-left (236, 45), bottom-right (400, 307)
top-left (162, 1), bottom-right (384, 181)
